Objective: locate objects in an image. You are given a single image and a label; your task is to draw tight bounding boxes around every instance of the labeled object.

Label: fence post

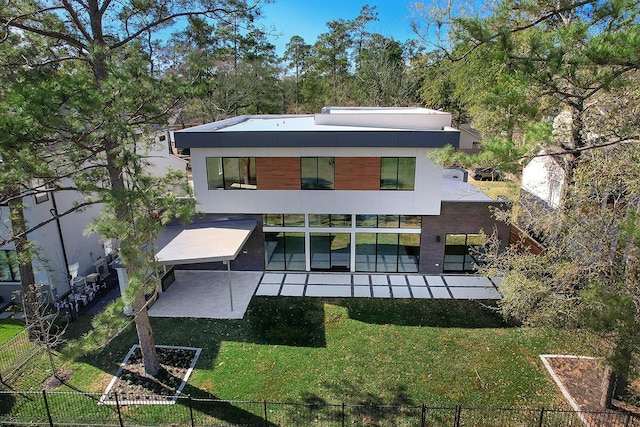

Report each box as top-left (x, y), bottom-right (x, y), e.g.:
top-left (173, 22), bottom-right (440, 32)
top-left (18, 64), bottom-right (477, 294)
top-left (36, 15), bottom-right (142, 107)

top-left (421, 403), bottom-right (426, 427)
top-left (41, 390), bottom-right (54, 427)
top-left (263, 400), bottom-right (268, 427)
top-left (188, 395), bottom-right (195, 427)
top-left (115, 392), bottom-right (124, 427)
top-left (342, 402), bottom-right (346, 427)
top-left (538, 407), bottom-right (545, 427)
top-left (454, 406), bottom-right (461, 427)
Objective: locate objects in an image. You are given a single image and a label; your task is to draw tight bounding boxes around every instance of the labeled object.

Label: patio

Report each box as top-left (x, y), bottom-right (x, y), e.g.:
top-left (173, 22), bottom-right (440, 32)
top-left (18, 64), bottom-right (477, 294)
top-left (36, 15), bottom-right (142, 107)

top-left (147, 270), bottom-right (501, 319)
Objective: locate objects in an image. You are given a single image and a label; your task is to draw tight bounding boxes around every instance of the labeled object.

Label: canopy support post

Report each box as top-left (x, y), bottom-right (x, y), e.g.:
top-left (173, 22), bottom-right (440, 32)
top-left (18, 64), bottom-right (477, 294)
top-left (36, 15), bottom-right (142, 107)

top-left (226, 261), bottom-right (234, 312)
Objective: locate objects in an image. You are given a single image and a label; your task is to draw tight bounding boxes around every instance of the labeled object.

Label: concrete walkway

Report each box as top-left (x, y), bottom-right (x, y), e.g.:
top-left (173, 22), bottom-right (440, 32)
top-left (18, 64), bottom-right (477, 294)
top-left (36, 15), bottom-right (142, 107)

top-left (146, 270), bottom-right (502, 320)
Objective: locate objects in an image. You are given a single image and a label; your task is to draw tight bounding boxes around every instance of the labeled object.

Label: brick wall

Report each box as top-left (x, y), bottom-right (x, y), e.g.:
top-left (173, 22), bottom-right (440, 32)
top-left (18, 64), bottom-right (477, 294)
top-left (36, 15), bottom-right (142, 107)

top-left (335, 157), bottom-right (380, 190)
top-left (420, 201), bottom-right (510, 274)
top-left (255, 157), bottom-right (301, 190)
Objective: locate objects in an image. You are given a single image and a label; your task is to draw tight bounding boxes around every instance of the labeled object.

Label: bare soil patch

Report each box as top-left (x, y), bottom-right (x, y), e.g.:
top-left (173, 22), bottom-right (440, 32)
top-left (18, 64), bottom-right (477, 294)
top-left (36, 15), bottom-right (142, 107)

top-left (42, 370), bottom-right (74, 391)
top-left (544, 356), bottom-right (607, 411)
top-left (102, 345), bottom-right (201, 404)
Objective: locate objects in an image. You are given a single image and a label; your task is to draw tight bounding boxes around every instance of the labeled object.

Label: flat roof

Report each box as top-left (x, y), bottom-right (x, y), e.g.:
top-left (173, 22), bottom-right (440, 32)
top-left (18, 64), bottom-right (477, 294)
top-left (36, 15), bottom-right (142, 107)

top-left (175, 108), bottom-right (460, 149)
top-left (177, 115), bottom-right (428, 133)
top-left (155, 220), bottom-right (256, 265)
top-left (441, 178), bottom-right (494, 202)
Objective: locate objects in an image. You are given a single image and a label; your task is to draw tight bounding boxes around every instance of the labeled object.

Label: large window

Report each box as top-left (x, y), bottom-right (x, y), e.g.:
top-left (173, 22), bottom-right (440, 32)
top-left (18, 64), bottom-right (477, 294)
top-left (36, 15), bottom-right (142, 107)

top-left (301, 157), bottom-right (334, 190)
top-left (0, 250), bottom-right (21, 282)
top-left (380, 158), bottom-right (415, 190)
top-left (263, 214), bottom-right (305, 227)
top-left (309, 214), bottom-right (351, 228)
top-left (206, 157), bottom-right (256, 190)
top-left (443, 233), bottom-right (487, 273)
top-left (355, 233), bottom-right (419, 273)
top-left (356, 215), bottom-right (421, 229)
top-left (264, 232), bottom-right (305, 270)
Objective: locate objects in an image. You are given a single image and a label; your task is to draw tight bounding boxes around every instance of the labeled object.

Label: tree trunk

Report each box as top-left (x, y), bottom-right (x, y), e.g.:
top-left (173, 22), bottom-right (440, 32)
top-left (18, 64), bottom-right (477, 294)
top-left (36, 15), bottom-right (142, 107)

top-left (132, 283), bottom-right (158, 376)
top-left (105, 146), bottom-right (160, 376)
top-left (7, 190), bottom-right (38, 327)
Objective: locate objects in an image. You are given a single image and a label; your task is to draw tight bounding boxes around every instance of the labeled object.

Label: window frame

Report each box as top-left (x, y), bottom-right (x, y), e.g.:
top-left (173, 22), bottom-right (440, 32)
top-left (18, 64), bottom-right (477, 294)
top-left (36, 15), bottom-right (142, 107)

top-left (301, 157), bottom-right (335, 190)
top-left (380, 157), bottom-right (415, 191)
top-left (206, 157), bottom-right (257, 190)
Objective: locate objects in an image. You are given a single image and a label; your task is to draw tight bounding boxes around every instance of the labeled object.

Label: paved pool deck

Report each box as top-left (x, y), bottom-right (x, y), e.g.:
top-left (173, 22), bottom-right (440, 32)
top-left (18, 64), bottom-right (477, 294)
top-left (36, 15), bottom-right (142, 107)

top-left (147, 270), bottom-right (502, 320)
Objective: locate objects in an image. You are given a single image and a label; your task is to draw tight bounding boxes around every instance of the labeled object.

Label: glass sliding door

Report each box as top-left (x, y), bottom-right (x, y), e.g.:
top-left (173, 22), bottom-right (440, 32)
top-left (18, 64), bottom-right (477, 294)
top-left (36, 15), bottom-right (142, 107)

top-left (264, 232), bottom-right (305, 271)
top-left (310, 233), bottom-right (350, 271)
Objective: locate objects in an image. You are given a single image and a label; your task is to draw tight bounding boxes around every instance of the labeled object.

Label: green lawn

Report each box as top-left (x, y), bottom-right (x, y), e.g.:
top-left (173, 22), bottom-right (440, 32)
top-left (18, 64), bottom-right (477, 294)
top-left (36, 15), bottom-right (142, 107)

top-left (0, 320), bottom-right (25, 345)
top-left (10, 297), bottom-right (599, 410)
top-left (468, 177), bottom-right (520, 201)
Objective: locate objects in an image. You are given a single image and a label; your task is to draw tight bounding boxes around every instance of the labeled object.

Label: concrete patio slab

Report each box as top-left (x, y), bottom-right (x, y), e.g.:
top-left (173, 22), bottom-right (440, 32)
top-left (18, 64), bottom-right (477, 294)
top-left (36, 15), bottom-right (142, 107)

top-left (389, 275), bottom-right (407, 286)
top-left (430, 287), bottom-right (452, 299)
top-left (281, 285), bottom-right (305, 296)
top-left (308, 274), bottom-right (351, 285)
top-left (449, 286), bottom-right (501, 300)
top-left (372, 286), bottom-right (391, 298)
top-left (371, 275), bottom-right (389, 286)
top-left (391, 286), bottom-right (411, 298)
top-left (255, 284), bottom-right (281, 296)
top-left (353, 286), bottom-right (371, 297)
top-left (426, 276), bottom-right (445, 286)
top-left (408, 276), bottom-right (427, 286)
top-left (262, 273), bottom-right (284, 284)
top-left (490, 276), bottom-right (503, 286)
top-left (444, 275), bottom-right (493, 287)
top-left (352, 275), bottom-right (370, 285)
top-left (0, 311), bottom-right (13, 319)
top-left (284, 274), bottom-right (307, 284)
top-left (305, 285), bottom-right (351, 297)
top-left (149, 270), bottom-right (262, 319)
top-left (410, 287), bottom-right (431, 298)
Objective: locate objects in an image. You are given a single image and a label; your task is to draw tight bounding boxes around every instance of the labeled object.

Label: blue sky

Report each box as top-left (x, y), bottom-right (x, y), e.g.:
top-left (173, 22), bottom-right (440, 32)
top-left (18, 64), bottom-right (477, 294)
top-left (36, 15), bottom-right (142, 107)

top-left (260, 0), bottom-right (418, 56)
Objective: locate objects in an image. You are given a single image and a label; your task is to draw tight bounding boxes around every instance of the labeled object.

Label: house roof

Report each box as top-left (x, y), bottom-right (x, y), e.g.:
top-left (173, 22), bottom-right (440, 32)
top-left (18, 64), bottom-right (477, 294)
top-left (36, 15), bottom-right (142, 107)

top-left (441, 178), bottom-right (494, 202)
top-left (174, 108), bottom-right (460, 149)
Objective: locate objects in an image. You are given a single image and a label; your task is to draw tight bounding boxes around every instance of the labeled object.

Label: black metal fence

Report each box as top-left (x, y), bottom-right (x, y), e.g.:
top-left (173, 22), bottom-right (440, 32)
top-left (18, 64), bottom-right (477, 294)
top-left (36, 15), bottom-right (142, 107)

top-left (1, 390), bottom-right (639, 426)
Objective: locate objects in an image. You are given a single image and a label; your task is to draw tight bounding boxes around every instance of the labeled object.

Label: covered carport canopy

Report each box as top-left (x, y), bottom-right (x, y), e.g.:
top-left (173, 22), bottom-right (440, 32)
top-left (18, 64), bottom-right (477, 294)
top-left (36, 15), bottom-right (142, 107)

top-left (155, 220), bottom-right (256, 311)
top-left (155, 220), bottom-right (256, 265)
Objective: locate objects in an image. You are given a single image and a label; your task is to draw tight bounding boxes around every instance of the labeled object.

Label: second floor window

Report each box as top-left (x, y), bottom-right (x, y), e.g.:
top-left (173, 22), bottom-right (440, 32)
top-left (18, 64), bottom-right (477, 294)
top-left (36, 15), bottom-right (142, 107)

top-left (206, 157), bottom-right (257, 190)
top-left (380, 158), bottom-right (415, 190)
top-left (301, 157), bottom-right (334, 190)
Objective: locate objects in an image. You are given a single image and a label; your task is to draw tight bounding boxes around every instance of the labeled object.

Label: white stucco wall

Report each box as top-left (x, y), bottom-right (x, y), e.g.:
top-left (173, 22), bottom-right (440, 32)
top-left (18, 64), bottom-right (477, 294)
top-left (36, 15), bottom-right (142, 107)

top-left (191, 147), bottom-right (442, 215)
top-left (521, 154), bottom-right (565, 208)
top-left (0, 188), bottom-right (105, 299)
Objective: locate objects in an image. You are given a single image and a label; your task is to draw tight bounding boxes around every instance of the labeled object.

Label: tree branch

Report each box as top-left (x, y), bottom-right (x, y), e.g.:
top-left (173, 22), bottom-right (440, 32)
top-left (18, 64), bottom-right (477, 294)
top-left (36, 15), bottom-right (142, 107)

top-left (0, 200), bottom-right (98, 246)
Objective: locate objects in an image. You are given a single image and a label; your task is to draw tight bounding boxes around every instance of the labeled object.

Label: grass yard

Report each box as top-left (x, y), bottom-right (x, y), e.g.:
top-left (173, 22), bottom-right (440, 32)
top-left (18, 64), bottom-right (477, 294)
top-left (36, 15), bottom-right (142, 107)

top-left (5, 297), bottom-right (600, 410)
top-left (0, 320), bottom-right (24, 345)
top-left (468, 177), bottom-right (520, 201)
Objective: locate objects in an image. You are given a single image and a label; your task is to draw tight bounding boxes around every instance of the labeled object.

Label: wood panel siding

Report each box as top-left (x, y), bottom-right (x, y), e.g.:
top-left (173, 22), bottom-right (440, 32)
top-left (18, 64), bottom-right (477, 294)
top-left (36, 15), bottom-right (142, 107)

top-left (335, 157), bottom-right (381, 190)
top-left (256, 157), bottom-right (301, 190)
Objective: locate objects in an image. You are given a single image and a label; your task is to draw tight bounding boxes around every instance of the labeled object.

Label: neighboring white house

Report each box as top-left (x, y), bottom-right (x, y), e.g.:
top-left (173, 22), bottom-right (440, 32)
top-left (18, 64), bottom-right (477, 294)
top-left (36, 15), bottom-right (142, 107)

top-left (0, 132), bottom-right (189, 303)
top-left (520, 148), bottom-right (565, 208)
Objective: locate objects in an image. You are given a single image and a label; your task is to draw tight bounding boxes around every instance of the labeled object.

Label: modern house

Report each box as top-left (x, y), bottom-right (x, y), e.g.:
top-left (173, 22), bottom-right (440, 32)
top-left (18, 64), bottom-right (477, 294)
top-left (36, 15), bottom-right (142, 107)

top-left (0, 132), bottom-right (189, 303)
top-left (170, 107), bottom-right (509, 275)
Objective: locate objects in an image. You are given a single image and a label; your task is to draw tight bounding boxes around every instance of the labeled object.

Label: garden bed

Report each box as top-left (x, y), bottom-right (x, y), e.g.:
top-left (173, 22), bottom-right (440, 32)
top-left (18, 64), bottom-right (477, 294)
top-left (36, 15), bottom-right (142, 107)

top-left (100, 345), bottom-right (201, 405)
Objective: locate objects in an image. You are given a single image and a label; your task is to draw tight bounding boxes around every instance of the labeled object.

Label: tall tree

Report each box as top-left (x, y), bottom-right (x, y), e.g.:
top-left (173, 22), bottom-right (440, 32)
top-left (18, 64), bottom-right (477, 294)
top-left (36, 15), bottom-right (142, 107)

top-left (283, 35), bottom-right (311, 113)
top-left (413, 0), bottom-right (640, 183)
top-left (0, 0), bottom-right (253, 376)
